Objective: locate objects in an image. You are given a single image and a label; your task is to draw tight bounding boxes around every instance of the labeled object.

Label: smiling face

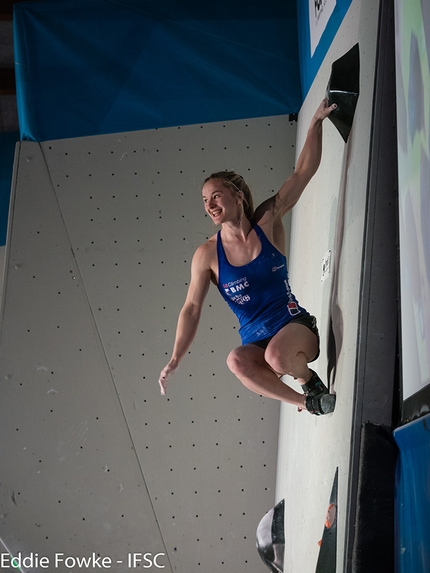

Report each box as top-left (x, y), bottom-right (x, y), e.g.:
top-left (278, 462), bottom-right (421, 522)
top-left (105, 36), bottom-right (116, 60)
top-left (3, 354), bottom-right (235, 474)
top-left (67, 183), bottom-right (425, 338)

top-left (201, 179), bottom-right (243, 225)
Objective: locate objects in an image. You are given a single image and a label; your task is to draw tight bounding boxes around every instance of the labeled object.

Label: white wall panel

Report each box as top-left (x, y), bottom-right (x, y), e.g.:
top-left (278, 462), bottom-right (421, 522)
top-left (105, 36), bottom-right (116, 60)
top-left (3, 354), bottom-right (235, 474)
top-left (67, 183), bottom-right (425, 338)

top-left (275, 1), bottom-right (380, 572)
top-left (0, 116), bottom-right (297, 571)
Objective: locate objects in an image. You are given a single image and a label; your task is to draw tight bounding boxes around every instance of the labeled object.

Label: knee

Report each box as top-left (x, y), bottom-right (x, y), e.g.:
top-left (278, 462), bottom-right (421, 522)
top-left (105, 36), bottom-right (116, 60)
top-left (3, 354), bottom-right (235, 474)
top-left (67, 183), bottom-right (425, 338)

top-left (264, 345), bottom-right (292, 376)
top-left (226, 347), bottom-right (245, 376)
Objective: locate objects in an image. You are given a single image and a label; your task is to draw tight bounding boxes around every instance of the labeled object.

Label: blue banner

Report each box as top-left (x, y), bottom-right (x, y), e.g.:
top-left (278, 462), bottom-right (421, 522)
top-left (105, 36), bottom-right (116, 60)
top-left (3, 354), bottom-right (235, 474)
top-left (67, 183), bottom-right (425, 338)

top-left (394, 415), bottom-right (430, 573)
top-left (14, 0), bottom-right (302, 141)
top-left (0, 132), bottom-right (18, 246)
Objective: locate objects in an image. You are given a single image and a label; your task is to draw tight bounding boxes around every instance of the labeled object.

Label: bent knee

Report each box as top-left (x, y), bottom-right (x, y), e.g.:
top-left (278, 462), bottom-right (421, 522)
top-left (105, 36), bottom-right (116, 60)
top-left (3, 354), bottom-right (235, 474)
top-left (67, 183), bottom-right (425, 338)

top-left (226, 346), bottom-right (263, 378)
top-left (264, 346), bottom-right (292, 376)
top-left (226, 347), bottom-right (246, 375)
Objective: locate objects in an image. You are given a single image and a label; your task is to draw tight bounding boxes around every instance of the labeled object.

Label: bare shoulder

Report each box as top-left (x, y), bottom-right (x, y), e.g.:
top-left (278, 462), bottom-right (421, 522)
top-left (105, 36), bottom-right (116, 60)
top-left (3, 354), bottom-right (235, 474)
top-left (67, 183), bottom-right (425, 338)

top-left (195, 234), bottom-right (216, 259)
top-left (193, 234), bottom-right (218, 277)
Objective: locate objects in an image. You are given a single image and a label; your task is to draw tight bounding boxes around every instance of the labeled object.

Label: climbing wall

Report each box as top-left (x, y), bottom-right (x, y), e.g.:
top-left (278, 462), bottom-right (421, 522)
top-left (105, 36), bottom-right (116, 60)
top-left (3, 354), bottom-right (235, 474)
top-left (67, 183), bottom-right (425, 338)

top-left (0, 117), bottom-right (296, 571)
top-left (275, 1), bottom-right (381, 572)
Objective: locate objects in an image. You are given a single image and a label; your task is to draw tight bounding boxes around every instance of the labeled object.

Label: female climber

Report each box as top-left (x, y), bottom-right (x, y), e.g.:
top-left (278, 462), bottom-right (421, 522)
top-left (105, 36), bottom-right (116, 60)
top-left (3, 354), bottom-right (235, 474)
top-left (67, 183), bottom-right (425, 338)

top-left (158, 99), bottom-right (337, 415)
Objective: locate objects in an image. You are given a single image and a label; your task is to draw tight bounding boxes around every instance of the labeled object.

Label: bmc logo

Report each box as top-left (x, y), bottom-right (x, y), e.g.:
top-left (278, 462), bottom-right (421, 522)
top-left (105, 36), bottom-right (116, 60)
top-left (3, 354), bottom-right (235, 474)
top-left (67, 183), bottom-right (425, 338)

top-left (224, 280), bottom-right (249, 295)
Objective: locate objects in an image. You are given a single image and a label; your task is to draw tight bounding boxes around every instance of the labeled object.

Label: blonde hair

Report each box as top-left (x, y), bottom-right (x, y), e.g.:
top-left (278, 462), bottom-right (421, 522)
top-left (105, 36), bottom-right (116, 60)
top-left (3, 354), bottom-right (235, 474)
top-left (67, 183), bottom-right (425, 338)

top-left (204, 171), bottom-right (255, 220)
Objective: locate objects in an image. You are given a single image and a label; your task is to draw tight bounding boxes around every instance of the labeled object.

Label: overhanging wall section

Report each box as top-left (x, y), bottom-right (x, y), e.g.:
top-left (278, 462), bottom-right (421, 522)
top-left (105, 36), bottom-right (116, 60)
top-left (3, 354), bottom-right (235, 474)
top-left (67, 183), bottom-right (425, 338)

top-left (275, 1), bottom-right (381, 572)
top-left (0, 116), bottom-right (297, 571)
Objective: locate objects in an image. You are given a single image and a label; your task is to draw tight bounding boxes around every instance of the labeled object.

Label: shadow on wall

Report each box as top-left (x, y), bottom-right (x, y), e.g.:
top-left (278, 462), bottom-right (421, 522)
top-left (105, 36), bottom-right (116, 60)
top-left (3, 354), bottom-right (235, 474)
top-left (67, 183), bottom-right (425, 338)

top-left (325, 45), bottom-right (360, 391)
top-left (326, 139), bottom-right (355, 392)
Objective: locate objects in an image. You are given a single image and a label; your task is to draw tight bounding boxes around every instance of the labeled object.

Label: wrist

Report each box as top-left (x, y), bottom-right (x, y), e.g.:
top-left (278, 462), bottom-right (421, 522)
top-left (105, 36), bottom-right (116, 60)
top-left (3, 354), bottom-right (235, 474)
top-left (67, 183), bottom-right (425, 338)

top-left (309, 115), bottom-right (324, 131)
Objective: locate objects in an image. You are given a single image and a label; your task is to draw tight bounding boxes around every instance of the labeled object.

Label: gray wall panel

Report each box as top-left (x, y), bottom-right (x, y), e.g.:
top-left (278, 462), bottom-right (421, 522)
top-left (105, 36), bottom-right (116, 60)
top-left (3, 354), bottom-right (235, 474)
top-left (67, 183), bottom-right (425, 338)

top-left (0, 142), bottom-right (169, 571)
top-left (0, 117), bottom-right (297, 571)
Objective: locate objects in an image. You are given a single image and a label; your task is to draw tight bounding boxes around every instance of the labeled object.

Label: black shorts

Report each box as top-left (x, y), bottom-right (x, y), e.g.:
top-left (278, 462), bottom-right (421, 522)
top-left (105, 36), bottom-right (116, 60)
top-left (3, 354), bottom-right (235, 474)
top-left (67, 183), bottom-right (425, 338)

top-left (250, 313), bottom-right (320, 362)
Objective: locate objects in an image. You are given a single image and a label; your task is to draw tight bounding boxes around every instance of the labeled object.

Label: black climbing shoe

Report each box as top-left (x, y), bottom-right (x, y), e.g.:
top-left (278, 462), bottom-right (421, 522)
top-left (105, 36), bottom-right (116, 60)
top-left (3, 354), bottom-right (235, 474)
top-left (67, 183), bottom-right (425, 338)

top-left (305, 393), bottom-right (336, 416)
top-left (301, 370), bottom-right (329, 399)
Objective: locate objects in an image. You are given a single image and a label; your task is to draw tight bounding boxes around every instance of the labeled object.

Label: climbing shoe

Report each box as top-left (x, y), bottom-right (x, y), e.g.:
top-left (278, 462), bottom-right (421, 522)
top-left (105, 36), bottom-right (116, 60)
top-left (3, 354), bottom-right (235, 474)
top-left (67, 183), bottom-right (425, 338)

top-left (305, 393), bottom-right (336, 416)
top-left (301, 369), bottom-right (329, 399)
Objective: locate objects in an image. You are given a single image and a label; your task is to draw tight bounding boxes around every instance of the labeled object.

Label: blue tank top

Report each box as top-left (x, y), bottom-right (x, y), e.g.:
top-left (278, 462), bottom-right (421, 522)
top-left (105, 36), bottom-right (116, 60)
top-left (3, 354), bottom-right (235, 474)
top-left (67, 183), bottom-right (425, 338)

top-left (216, 223), bottom-right (307, 345)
